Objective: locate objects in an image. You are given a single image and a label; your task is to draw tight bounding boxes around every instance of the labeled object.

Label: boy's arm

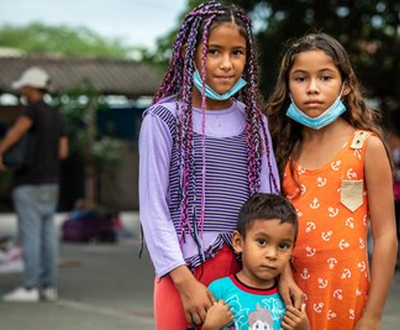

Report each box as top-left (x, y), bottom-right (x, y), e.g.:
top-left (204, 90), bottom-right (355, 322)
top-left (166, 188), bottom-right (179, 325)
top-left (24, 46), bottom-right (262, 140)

top-left (281, 304), bottom-right (310, 330)
top-left (202, 300), bottom-right (233, 330)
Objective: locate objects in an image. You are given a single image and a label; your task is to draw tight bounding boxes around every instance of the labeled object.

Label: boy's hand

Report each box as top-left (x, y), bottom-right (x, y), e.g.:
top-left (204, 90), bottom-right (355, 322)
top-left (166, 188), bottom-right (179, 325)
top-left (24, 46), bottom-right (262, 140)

top-left (202, 300), bottom-right (234, 330)
top-left (281, 304), bottom-right (310, 330)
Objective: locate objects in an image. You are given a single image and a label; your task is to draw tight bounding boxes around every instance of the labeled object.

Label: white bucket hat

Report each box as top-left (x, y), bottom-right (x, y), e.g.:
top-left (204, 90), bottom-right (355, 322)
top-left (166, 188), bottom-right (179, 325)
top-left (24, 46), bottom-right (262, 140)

top-left (12, 67), bottom-right (50, 90)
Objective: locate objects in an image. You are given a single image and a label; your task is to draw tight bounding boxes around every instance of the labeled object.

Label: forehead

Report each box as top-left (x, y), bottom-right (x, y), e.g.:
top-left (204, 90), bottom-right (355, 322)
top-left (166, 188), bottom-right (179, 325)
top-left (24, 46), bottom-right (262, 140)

top-left (248, 218), bottom-right (296, 239)
top-left (207, 23), bottom-right (246, 46)
top-left (290, 49), bottom-right (339, 73)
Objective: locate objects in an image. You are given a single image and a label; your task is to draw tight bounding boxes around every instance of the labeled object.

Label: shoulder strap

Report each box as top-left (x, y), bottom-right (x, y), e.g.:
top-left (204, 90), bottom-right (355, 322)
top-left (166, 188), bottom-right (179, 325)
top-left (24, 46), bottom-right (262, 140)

top-left (350, 130), bottom-right (371, 149)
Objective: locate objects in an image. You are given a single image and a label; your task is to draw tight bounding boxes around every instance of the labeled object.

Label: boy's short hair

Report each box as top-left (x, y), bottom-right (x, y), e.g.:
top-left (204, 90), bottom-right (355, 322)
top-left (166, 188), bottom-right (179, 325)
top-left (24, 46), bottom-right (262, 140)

top-left (237, 193), bottom-right (298, 240)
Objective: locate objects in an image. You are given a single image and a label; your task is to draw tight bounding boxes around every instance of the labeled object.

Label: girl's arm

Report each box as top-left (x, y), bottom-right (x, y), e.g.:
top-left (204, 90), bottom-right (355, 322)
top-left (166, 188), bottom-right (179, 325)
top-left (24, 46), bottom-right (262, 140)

top-left (139, 112), bottom-right (186, 277)
top-left (279, 264), bottom-right (306, 309)
top-left (139, 110), bottom-right (215, 324)
top-left (356, 136), bottom-right (398, 329)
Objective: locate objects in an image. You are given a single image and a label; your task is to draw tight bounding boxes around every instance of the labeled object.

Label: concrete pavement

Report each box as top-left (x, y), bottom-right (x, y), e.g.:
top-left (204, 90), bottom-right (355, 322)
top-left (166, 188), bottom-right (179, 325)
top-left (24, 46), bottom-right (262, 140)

top-left (0, 212), bottom-right (399, 329)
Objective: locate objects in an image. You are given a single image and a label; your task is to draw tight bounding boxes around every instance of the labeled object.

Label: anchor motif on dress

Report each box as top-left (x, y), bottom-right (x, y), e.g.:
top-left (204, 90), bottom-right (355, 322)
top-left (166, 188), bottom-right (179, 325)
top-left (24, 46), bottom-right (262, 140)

top-left (296, 209), bottom-right (303, 217)
top-left (333, 289), bottom-right (343, 300)
top-left (354, 149), bottom-right (361, 160)
top-left (313, 303), bottom-right (324, 313)
top-left (363, 215), bottom-right (368, 226)
top-left (321, 230), bottom-right (333, 241)
top-left (349, 309), bottom-right (355, 320)
top-left (331, 160), bottom-right (341, 171)
top-left (297, 165), bottom-right (306, 175)
top-left (328, 207), bottom-right (339, 217)
top-left (339, 239), bottom-right (350, 250)
top-left (305, 222), bottom-right (316, 233)
top-left (300, 184), bottom-right (306, 195)
top-left (341, 268), bottom-right (352, 279)
top-left (310, 198), bottom-right (320, 209)
top-left (355, 288), bottom-right (362, 296)
top-left (317, 278), bottom-right (328, 289)
top-left (359, 238), bottom-right (365, 249)
top-left (347, 168), bottom-right (358, 179)
top-left (301, 268), bottom-right (311, 280)
top-left (306, 246), bottom-right (316, 257)
top-left (327, 257), bottom-right (337, 269)
top-left (327, 310), bottom-right (337, 320)
top-left (345, 217), bottom-right (354, 229)
top-left (357, 261), bottom-right (367, 272)
top-left (317, 177), bottom-right (327, 187)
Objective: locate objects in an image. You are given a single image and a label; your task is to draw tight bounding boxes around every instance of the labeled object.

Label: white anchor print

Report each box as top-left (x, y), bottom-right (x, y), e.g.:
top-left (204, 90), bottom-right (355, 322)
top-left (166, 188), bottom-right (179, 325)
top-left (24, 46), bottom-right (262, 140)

top-left (331, 160), bottom-right (341, 171)
top-left (333, 289), bottom-right (343, 300)
top-left (313, 303), bottom-right (324, 313)
top-left (300, 184), bottom-right (306, 195)
top-left (317, 278), bottom-right (328, 289)
top-left (355, 288), bottom-right (362, 296)
top-left (345, 217), bottom-right (354, 229)
top-left (321, 230), bottom-right (333, 241)
top-left (296, 209), bottom-right (303, 217)
top-left (310, 198), bottom-right (320, 209)
top-left (305, 222), bottom-right (316, 233)
top-left (327, 258), bottom-right (337, 269)
top-left (349, 309), bottom-right (355, 320)
top-left (301, 268), bottom-right (311, 280)
top-left (341, 268), bottom-right (352, 279)
top-left (327, 310), bottom-right (337, 320)
top-left (359, 238), bottom-right (365, 249)
top-left (354, 149), bottom-right (361, 160)
top-left (357, 261), bottom-right (367, 272)
top-left (306, 246), bottom-right (316, 257)
top-left (317, 177), bottom-right (327, 187)
top-left (363, 215), bottom-right (368, 226)
top-left (347, 168), bottom-right (358, 179)
top-left (339, 239), bottom-right (350, 250)
top-left (328, 207), bottom-right (339, 217)
top-left (297, 165), bottom-right (305, 175)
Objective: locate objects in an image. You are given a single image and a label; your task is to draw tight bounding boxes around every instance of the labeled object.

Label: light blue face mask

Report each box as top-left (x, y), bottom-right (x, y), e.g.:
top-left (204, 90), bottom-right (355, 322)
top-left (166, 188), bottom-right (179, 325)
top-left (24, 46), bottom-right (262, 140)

top-left (193, 69), bottom-right (247, 101)
top-left (286, 87), bottom-right (347, 130)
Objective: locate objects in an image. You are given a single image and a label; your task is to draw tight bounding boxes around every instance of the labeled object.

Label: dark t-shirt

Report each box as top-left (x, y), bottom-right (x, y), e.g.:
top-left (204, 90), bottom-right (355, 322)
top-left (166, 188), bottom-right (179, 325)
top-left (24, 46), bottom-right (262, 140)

top-left (14, 100), bottom-right (66, 186)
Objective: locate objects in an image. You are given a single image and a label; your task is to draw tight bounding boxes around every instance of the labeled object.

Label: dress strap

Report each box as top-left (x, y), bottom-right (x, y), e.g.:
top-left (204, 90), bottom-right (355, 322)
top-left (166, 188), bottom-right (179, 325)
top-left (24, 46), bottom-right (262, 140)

top-left (350, 130), bottom-right (371, 150)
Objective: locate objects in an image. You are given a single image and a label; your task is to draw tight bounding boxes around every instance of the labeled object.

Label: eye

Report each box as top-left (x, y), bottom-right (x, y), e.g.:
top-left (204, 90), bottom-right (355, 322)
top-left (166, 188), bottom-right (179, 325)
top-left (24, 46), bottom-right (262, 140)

top-left (256, 239), bottom-right (267, 246)
top-left (294, 76), bottom-right (306, 82)
top-left (321, 75), bottom-right (333, 81)
top-left (279, 242), bottom-right (291, 250)
top-left (207, 49), bottom-right (219, 55)
top-left (232, 49), bottom-right (245, 56)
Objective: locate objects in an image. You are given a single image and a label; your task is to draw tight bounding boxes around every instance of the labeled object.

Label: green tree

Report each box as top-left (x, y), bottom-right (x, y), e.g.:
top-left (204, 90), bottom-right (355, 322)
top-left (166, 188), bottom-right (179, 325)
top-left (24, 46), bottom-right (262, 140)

top-left (0, 22), bottom-right (135, 59)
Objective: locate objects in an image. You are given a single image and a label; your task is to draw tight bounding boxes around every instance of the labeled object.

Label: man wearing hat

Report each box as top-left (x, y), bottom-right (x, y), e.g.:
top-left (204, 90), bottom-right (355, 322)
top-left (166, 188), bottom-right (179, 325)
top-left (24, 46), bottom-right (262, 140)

top-left (0, 67), bottom-right (68, 302)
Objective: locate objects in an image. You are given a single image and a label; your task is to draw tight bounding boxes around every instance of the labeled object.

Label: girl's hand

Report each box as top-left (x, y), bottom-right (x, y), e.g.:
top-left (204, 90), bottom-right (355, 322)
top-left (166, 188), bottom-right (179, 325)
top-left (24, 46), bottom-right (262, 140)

top-left (282, 304), bottom-right (310, 330)
top-left (202, 300), bottom-right (234, 330)
top-left (353, 315), bottom-right (380, 330)
top-left (279, 267), bottom-right (305, 309)
top-left (170, 266), bottom-right (216, 326)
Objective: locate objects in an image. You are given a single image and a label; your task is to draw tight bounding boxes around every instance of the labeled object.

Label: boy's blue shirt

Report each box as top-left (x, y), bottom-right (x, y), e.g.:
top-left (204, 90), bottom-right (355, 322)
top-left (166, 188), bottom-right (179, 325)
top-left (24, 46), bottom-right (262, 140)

top-left (208, 275), bottom-right (286, 330)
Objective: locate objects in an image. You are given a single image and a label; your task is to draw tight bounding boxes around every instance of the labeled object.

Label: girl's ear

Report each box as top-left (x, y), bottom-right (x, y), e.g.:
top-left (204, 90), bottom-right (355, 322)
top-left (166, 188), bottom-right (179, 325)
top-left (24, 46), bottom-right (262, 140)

top-left (342, 81), bottom-right (351, 97)
top-left (232, 230), bottom-right (244, 254)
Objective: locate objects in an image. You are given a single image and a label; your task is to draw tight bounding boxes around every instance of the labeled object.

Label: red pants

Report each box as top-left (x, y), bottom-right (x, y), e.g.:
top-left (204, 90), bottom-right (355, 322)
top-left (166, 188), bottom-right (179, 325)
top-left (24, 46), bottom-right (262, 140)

top-left (154, 245), bottom-right (240, 330)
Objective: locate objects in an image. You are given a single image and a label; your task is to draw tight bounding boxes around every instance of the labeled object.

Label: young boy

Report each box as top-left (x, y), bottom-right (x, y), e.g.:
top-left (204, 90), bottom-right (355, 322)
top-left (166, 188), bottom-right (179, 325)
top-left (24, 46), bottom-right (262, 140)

top-left (202, 193), bottom-right (309, 330)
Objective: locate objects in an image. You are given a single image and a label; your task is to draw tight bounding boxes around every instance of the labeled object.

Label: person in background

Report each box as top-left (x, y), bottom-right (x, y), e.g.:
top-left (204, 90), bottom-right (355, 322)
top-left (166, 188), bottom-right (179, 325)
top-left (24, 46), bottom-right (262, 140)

top-left (138, 1), bottom-right (279, 329)
top-left (266, 33), bottom-right (397, 329)
top-left (203, 193), bottom-right (309, 330)
top-left (0, 66), bottom-right (68, 302)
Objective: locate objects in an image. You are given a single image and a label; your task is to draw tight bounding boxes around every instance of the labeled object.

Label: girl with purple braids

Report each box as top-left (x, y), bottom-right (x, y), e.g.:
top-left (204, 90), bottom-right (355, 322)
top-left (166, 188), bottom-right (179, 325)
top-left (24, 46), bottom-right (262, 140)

top-left (139, 1), bottom-right (279, 329)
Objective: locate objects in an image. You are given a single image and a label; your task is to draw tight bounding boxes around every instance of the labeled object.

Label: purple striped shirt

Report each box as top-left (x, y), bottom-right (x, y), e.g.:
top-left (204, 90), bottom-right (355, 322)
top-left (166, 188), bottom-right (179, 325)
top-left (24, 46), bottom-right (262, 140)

top-left (139, 97), bottom-right (279, 277)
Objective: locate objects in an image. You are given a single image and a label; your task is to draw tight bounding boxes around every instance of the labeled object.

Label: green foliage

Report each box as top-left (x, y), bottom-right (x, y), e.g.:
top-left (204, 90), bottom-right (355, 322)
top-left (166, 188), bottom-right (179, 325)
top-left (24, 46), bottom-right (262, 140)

top-left (56, 79), bottom-right (124, 170)
top-left (0, 22), bottom-right (134, 59)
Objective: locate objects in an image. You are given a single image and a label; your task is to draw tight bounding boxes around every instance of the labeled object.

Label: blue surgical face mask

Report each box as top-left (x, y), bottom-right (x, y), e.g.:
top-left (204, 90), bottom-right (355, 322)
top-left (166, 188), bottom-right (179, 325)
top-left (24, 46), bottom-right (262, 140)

top-left (286, 86), bottom-right (347, 130)
top-left (193, 69), bottom-right (247, 101)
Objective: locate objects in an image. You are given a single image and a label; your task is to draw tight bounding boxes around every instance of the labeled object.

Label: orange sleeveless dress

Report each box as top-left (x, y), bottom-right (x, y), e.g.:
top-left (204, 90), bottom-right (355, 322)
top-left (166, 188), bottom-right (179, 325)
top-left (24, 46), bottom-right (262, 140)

top-left (282, 130), bottom-right (371, 330)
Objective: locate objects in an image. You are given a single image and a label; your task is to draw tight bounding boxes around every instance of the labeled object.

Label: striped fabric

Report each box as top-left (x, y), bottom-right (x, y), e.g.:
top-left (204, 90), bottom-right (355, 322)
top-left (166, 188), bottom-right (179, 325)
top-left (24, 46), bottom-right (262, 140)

top-left (152, 104), bottom-right (250, 268)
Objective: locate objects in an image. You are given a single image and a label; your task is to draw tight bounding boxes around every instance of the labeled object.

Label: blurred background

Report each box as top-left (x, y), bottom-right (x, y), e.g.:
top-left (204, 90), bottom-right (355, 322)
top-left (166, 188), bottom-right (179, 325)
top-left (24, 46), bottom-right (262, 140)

top-left (1, 0), bottom-right (400, 214)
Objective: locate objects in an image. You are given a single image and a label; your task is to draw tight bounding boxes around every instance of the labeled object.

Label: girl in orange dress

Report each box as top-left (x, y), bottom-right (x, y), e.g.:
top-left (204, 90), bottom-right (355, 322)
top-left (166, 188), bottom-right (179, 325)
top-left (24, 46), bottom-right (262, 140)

top-left (266, 33), bottom-right (398, 329)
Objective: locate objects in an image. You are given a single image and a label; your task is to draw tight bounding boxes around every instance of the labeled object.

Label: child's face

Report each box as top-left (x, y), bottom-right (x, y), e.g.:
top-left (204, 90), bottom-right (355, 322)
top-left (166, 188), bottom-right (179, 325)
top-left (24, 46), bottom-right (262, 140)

top-left (233, 218), bottom-right (295, 288)
top-left (193, 22), bottom-right (247, 108)
top-left (288, 49), bottom-right (344, 118)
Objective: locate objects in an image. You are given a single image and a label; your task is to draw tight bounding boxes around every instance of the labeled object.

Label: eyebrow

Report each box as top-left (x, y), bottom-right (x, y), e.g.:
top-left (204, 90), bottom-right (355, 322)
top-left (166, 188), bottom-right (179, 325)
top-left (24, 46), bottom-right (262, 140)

top-left (291, 67), bottom-right (336, 74)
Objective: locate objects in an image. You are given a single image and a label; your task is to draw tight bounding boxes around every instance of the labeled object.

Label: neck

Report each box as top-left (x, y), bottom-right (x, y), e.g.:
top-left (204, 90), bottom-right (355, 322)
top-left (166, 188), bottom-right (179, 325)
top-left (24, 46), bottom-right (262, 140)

top-left (301, 117), bottom-right (353, 141)
top-left (192, 88), bottom-right (233, 110)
